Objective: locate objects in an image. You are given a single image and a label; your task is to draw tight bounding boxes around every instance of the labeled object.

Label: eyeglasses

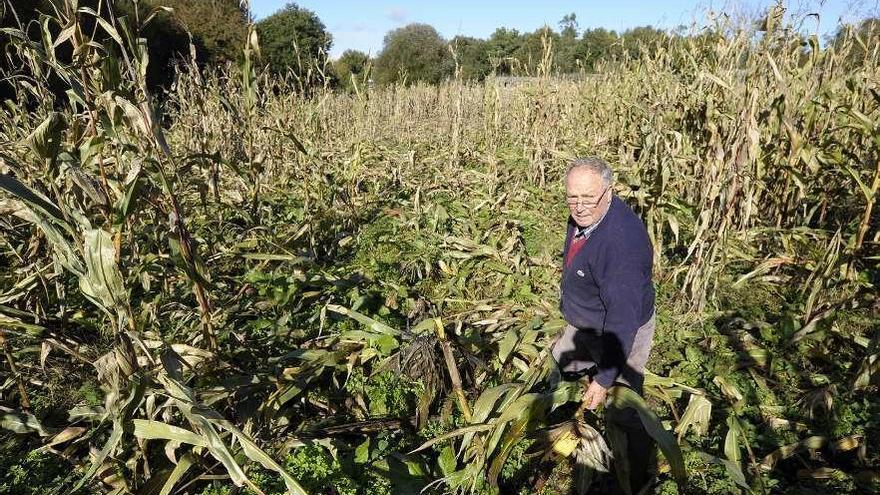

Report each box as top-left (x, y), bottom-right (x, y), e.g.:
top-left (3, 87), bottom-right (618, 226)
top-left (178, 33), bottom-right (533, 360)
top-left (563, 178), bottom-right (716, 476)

top-left (566, 185), bottom-right (609, 209)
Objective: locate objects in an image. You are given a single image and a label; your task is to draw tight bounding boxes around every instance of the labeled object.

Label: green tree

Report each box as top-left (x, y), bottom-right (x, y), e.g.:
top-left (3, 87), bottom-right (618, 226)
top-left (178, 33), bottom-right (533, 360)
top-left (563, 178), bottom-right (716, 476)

top-left (620, 25), bottom-right (667, 59)
top-left (256, 2), bottom-right (332, 82)
top-left (449, 35), bottom-right (490, 80)
top-left (576, 28), bottom-right (620, 71)
top-left (556, 13), bottom-right (580, 73)
top-left (145, 0), bottom-right (248, 65)
top-left (118, 1), bottom-right (194, 90)
top-left (1, 0), bottom-right (193, 93)
top-left (514, 25), bottom-right (559, 74)
top-left (559, 13), bottom-right (578, 38)
top-left (333, 49), bottom-right (370, 92)
top-left (374, 23), bottom-right (452, 85)
top-left (485, 27), bottom-right (524, 75)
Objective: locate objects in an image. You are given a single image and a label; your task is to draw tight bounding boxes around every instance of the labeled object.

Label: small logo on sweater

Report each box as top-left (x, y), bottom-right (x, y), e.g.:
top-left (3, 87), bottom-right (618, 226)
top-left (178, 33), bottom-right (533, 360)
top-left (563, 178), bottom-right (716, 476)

top-left (577, 270), bottom-right (585, 277)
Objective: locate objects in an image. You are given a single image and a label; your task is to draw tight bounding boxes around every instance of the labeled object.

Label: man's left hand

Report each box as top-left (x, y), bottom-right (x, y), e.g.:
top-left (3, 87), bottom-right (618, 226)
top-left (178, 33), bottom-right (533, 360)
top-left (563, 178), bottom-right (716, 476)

top-left (582, 380), bottom-right (608, 410)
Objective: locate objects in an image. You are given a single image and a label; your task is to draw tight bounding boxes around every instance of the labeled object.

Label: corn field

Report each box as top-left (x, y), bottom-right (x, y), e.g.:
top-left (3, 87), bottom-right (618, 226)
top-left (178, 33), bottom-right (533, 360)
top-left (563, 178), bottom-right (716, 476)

top-left (0, 1), bottom-right (878, 494)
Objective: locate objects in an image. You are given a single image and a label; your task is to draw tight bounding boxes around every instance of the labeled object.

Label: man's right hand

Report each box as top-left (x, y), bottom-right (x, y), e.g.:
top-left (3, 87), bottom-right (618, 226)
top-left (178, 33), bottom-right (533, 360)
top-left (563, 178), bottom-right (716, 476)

top-left (581, 379), bottom-right (608, 411)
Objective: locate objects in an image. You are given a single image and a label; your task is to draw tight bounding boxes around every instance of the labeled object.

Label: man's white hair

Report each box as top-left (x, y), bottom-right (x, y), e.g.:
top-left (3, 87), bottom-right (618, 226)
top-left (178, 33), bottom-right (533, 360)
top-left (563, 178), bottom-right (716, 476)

top-left (566, 157), bottom-right (613, 186)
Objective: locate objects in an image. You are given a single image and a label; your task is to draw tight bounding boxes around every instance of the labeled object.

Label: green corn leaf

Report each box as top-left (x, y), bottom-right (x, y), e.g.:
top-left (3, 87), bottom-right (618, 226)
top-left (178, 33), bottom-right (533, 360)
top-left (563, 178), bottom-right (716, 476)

top-left (355, 437), bottom-right (371, 464)
top-left (497, 327), bottom-right (520, 363)
top-left (178, 404), bottom-right (248, 487)
top-left (697, 452), bottom-right (751, 491)
top-left (73, 419), bottom-right (124, 491)
top-left (327, 304), bottom-right (400, 335)
top-left (0, 313), bottom-right (47, 335)
top-left (222, 424), bottom-right (309, 495)
top-left (132, 419), bottom-right (208, 447)
top-left (607, 421), bottom-right (632, 495)
top-left (0, 174), bottom-right (86, 277)
top-left (487, 416), bottom-right (529, 485)
top-left (79, 229), bottom-right (127, 317)
top-left (675, 393), bottom-right (712, 439)
top-left (115, 172), bottom-right (143, 225)
top-left (0, 409), bottom-right (51, 436)
top-left (156, 355), bottom-right (249, 487)
top-left (0, 172), bottom-right (68, 227)
top-left (497, 392), bottom-right (546, 423)
top-left (240, 252), bottom-right (308, 262)
top-left (760, 436), bottom-right (827, 471)
top-left (460, 383), bottom-right (521, 453)
top-left (25, 112), bottom-right (67, 160)
top-left (159, 451), bottom-right (197, 495)
top-left (156, 350), bottom-right (302, 492)
top-left (408, 424), bottom-right (493, 454)
top-left (843, 165), bottom-right (874, 202)
top-left (724, 415), bottom-right (744, 465)
top-left (438, 445), bottom-right (457, 476)
top-left (484, 392), bottom-right (549, 458)
top-left (471, 383), bottom-right (521, 424)
top-left (609, 386), bottom-right (687, 483)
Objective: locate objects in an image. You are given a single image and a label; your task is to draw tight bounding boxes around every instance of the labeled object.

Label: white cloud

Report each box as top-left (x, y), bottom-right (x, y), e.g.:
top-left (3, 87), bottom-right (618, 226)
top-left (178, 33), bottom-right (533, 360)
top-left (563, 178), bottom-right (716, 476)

top-left (387, 8), bottom-right (408, 23)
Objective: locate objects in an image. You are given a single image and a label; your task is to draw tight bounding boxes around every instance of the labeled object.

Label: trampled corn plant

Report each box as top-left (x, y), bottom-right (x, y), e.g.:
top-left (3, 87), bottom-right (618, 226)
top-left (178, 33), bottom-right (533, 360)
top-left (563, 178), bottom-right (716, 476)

top-left (325, 301), bottom-right (689, 494)
top-left (403, 360), bottom-right (688, 495)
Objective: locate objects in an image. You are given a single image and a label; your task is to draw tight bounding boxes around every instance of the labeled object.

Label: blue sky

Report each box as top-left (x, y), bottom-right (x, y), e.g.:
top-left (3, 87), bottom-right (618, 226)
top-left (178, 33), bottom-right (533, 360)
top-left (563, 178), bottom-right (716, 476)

top-left (249, 1), bottom-right (878, 58)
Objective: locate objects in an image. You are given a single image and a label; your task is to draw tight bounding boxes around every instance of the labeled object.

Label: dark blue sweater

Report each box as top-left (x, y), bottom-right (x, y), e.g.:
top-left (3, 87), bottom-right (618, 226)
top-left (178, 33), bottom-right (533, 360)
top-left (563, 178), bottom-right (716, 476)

top-left (560, 195), bottom-right (655, 387)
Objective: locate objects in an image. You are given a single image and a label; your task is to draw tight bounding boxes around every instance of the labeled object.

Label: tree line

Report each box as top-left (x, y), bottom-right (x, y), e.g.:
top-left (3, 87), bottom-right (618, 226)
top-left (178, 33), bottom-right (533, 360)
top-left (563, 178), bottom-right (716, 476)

top-left (3, 1), bottom-right (879, 96)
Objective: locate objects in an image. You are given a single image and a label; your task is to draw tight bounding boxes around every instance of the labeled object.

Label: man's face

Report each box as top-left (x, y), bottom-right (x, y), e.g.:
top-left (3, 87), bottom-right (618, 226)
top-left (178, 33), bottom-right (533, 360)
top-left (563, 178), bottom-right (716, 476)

top-left (566, 168), bottom-right (611, 227)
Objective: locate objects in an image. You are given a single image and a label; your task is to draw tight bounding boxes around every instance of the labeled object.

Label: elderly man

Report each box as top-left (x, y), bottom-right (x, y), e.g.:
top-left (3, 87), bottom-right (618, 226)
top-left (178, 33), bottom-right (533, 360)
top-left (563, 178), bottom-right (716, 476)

top-left (551, 156), bottom-right (656, 491)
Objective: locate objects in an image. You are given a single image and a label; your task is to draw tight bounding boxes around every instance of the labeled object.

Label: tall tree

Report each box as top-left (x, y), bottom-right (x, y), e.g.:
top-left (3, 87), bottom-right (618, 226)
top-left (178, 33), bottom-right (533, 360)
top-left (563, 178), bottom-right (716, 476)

top-left (576, 28), bottom-right (620, 71)
top-left (1, 0), bottom-right (193, 93)
top-left (556, 13), bottom-right (580, 72)
top-left (145, 0), bottom-right (248, 66)
top-left (559, 13), bottom-right (578, 38)
top-left (256, 2), bottom-right (332, 82)
top-left (374, 23), bottom-right (452, 85)
top-left (485, 27), bottom-right (524, 75)
top-left (620, 25), bottom-right (667, 59)
top-left (333, 49), bottom-right (370, 92)
top-left (514, 25), bottom-right (559, 74)
top-left (449, 35), bottom-right (490, 80)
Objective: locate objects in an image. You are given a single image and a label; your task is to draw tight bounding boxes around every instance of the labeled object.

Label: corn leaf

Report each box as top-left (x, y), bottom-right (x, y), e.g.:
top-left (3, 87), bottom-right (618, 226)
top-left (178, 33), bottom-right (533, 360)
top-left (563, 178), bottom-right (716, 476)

top-left (132, 419), bottom-right (208, 447)
top-left (675, 393), bottom-right (712, 439)
top-left (609, 386), bottom-right (687, 483)
top-left (159, 451), bottom-right (196, 495)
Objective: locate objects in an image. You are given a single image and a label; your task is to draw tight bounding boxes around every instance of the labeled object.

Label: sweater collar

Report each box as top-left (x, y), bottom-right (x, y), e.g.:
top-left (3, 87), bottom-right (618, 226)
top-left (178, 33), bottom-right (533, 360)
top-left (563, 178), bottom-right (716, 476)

top-left (573, 195), bottom-right (613, 240)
